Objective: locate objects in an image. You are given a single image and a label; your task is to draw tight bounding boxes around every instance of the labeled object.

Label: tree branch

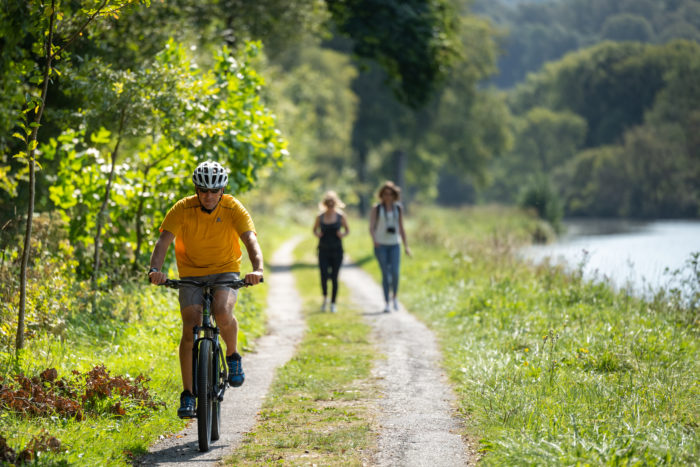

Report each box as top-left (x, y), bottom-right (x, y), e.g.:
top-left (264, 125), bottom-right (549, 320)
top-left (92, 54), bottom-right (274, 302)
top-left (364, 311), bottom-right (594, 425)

top-left (53, 0), bottom-right (137, 58)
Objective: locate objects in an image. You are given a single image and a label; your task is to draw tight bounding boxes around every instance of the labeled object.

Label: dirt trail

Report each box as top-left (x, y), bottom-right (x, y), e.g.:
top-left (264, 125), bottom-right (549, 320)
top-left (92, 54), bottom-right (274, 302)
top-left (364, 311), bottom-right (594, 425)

top-left (135, 236), bottom-right (305, 466)
top-left (342, 262), bottom-right (476, 467)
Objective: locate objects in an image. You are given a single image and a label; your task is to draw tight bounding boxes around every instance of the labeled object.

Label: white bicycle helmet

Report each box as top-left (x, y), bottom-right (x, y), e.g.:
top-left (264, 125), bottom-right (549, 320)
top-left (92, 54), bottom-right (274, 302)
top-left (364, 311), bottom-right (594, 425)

top-left (192, 161), bottom-right (228, 189)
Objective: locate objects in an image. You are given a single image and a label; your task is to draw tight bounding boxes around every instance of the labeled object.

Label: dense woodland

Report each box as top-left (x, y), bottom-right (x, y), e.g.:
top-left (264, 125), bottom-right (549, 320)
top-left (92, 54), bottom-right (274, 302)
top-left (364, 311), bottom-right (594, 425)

top-left (0, 0), bottom-right (699, 297)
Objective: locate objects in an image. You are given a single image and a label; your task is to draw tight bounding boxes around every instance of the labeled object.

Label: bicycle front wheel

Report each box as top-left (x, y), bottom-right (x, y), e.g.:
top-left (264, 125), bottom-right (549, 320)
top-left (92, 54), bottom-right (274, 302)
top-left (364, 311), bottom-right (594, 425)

top-left (197, 339), bottom-right (213, 452)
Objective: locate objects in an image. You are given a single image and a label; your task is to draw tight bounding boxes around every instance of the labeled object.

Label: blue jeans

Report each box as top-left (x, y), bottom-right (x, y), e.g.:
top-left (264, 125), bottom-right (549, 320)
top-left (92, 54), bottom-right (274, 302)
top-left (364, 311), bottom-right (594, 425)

top-left (374, 244), bottom-right (401, 303)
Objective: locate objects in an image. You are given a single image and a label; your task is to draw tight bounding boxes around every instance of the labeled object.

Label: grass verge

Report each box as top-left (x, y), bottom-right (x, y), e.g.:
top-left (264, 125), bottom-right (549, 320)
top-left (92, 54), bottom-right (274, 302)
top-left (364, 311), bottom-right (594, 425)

top-left (225, 234), bottom-right (377, 466)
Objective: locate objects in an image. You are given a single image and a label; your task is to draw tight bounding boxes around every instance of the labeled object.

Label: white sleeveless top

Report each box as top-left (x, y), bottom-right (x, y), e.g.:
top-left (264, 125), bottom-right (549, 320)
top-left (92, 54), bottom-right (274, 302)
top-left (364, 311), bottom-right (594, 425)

top-left (374, 204), bottom-right (401, 245)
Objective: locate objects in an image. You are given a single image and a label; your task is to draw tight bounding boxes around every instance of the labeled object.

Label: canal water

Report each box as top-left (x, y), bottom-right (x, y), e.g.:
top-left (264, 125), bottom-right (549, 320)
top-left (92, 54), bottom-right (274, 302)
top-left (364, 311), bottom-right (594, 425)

top-left (521, 219), bottom-right (700, 296)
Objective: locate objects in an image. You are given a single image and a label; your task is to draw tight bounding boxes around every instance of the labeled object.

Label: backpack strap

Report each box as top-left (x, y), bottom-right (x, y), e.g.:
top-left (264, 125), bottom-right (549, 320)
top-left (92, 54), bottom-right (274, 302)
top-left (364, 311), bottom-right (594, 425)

top-left (372, 203), bottom-right (381, 232)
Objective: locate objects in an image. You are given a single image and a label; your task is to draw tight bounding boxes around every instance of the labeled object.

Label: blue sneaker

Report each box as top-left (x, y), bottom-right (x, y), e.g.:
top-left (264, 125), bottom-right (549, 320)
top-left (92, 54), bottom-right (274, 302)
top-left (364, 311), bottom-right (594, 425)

top-left (227, 354), bottom-right (245, 387)
top-left (177, 390), bottom-right (196, 419)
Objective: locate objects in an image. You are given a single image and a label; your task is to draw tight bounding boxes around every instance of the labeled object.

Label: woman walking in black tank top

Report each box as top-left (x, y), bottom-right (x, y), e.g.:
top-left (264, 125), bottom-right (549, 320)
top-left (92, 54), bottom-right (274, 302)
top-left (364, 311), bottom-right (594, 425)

top-left (313, 191), bottom-right (350, 312)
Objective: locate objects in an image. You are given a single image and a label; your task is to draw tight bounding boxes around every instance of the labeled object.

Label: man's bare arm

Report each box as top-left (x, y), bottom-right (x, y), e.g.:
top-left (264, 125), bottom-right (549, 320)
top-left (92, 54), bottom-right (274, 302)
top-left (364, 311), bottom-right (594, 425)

top-left (240, 230), bottom-right (264, 284)
top-left (148, 230), bottom-right (175, 284)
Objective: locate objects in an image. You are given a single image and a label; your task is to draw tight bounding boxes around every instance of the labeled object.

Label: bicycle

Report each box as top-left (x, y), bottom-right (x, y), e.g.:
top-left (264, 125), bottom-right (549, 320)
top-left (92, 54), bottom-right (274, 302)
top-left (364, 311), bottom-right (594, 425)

top-left (160, 277), bottom-right (260, 452)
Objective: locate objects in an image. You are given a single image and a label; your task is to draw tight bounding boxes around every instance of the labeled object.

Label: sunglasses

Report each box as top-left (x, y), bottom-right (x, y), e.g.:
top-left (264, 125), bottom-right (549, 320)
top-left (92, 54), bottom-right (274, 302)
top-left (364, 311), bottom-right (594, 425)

top-left (197, 187), bottom-right (221, 194)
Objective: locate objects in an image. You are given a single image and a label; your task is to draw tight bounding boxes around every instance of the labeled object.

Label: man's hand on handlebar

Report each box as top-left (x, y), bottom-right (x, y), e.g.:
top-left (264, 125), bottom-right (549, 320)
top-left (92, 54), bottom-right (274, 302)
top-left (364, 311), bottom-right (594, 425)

top-left (149, 270), bottom-right (167, 285)
top-left (244, 270), bottom-right (264, 285)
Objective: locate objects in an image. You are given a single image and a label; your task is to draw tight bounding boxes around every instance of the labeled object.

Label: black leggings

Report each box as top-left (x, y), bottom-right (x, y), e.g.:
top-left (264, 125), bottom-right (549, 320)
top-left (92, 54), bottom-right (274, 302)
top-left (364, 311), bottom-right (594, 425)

top-left (318, 247), bottom-right (343, 303)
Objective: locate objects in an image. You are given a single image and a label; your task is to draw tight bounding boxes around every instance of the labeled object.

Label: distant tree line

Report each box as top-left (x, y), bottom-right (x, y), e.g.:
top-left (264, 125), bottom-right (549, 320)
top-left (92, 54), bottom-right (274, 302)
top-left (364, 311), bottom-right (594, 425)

top-left (473, 0), bottom-right (700, 88)
top-left (483, 40), bottom-right (700, 222)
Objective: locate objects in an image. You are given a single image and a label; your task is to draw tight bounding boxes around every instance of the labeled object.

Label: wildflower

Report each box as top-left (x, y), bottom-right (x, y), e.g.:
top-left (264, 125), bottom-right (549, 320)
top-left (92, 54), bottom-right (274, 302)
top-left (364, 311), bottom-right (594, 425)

top-left (524, 348), bottom-right (529, 353)
top-left (523, 361), bottom-right (529, 366)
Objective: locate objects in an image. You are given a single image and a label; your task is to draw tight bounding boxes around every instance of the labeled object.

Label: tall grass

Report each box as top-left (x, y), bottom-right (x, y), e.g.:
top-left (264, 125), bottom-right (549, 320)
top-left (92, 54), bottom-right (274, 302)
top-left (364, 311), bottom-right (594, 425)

top-left (345, 204), bottom-right (699, 465)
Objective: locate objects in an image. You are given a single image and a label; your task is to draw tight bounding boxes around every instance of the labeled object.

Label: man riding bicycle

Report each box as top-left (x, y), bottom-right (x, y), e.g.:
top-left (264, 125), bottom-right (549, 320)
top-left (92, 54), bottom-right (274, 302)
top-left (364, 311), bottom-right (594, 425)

top-left (148, 161), bottom-right (264, 419)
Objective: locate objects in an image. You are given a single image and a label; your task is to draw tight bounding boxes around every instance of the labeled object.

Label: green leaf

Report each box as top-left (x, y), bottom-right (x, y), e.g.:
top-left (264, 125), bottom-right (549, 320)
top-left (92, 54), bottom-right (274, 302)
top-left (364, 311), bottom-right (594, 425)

top-left (91, 127), bottom-right (112, 144)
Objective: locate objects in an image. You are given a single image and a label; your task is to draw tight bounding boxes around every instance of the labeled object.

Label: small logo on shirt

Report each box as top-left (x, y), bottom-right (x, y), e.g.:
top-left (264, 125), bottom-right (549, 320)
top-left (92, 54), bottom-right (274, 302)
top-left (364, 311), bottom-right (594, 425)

top-left (216, 217), bottom-right (222, 222)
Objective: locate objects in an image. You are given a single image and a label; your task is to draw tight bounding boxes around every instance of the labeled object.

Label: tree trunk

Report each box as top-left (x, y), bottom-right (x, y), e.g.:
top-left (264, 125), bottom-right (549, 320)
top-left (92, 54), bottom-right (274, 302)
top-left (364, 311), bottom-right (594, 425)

top-left (17, 1), bottom-right (56, 351)
top-left (356, 145), bottom-right (369, 216)
top-left (393, 149), bottom-right (407, 210)
top-left (132, 194), bottom-right (146, 274)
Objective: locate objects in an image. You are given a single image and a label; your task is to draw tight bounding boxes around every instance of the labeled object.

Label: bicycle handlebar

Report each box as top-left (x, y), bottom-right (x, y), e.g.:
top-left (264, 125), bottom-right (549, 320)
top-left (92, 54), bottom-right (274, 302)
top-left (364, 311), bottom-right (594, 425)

top-left (160, 277), bottom-right (264, 290)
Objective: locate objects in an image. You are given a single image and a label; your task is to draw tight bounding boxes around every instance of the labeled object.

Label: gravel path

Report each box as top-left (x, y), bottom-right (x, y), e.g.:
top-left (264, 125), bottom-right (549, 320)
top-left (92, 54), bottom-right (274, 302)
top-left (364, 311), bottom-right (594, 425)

top-left (135, 236), bottom-right (305, 466)
top-left (341, 262), bottom-right (476, 467)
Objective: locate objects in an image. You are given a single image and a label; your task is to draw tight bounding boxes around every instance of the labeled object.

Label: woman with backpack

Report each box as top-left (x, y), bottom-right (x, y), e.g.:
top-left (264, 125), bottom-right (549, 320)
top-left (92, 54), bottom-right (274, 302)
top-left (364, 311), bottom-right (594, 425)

top-left (313, 191), bottom-right (350, 313)
top-left (369, 181), bottom-right (412, 313)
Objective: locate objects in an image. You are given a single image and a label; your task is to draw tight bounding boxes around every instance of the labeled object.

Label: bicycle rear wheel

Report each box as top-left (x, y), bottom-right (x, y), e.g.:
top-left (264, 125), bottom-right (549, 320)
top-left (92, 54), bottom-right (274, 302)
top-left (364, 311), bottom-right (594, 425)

top-left (197, 339), bottom-right (213, 451)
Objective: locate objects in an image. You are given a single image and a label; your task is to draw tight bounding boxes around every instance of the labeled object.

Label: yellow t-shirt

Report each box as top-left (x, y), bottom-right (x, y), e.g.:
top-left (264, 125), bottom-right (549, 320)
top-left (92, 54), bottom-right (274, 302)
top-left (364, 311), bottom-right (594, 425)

top-left (160, 194), bottom-right (256, 277)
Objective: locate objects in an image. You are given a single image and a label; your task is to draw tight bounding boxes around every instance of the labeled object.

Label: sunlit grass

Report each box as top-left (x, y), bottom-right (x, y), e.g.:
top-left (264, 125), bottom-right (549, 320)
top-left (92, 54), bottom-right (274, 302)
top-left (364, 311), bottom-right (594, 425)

top-left (224, 235), bottom-right (377, 466)
top-left (345, 204), bottom-right (699, 465)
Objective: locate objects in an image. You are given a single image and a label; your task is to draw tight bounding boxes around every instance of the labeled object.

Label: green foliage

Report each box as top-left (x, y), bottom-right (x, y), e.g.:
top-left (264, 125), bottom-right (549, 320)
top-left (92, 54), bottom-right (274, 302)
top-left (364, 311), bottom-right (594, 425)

top-left (483, 107), bottom-right (585, 206)
top-left (0, 0), bottom-right (148, 191)
top-left (326, 0), bottom-right (461, 108)
top-left (215, 0), bottom-right (331, 56)
top-left (518, 175), bottom-right (563, 233)
top-left (429, 15), bottom-right (512, 191)
top-left (262, 42), bottom-right (358, 201)
top-left (600, 14), bottom-right (654, 42)
top-left (0, 214), bottom-right (77, 350)
top-left (555, 145), bottom-right (628, 217)
top-left (343, 7), bottom-right (506, 207)
top-left (192, 42), bottom-right (288, 189)
top-left (513, 108), bottom-right (587, 173)
top-left (40, 40), bottom-right (287, 280)
top-left (511, 41), bottom-right (665, 146)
